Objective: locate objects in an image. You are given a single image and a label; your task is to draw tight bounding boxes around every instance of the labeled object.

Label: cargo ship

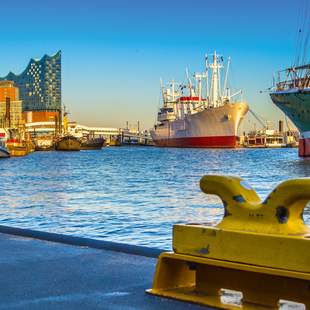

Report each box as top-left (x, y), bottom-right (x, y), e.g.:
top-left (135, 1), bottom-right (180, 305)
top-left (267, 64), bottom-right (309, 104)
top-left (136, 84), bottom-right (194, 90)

top-left (270, 66), bottom-right (310, 156)
top-left (151, 51), bottom-right (249, 148)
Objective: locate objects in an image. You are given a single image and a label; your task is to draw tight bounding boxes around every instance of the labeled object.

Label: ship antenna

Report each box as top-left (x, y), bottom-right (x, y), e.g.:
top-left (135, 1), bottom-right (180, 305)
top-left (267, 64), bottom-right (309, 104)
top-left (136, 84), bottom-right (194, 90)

top-left (160, 78), bottom-right (166, 106)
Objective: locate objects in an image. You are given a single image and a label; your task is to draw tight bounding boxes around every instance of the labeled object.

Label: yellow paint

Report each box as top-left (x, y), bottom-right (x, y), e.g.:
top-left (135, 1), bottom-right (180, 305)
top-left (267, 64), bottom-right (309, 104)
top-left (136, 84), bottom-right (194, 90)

top-left (63, 113), bottom-right (68, 134)
top-left (7, 141), bottom-right (28, 157)
top-left (199, 175), bottom-right (310, 235)
top-left (148, 252), bottom-right (310, 309)
top-left (147, 175), bottom-right (310, 309)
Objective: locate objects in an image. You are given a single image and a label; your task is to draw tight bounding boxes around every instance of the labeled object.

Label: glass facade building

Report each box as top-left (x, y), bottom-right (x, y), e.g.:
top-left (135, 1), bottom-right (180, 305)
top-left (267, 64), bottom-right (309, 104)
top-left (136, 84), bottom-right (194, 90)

top-left (0, 51), bottom-right (61, 112)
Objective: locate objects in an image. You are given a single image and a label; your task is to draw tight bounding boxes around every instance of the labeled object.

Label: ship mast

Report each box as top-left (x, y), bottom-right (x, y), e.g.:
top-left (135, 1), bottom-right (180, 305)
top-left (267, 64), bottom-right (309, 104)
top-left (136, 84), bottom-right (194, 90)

top-left (160, 78), bottom-right (166, 107)
top-left (186, 68), bottom-right (194, 97)
top-left (171, 80), bottom-right (175, 102)
top-left (209, 50), bottom-right (223, 107)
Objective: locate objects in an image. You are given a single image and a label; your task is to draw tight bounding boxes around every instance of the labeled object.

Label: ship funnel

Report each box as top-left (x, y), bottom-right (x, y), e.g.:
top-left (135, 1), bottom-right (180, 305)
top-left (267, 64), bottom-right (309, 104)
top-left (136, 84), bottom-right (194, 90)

top-left (279, 120), bottom-right (284, 133)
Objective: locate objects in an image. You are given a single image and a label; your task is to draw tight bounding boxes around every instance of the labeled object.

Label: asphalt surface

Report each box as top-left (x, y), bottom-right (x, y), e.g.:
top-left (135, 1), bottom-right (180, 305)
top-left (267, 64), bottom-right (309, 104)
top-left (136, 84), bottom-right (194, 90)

top-left (0, 233), bottom-right (205, 310)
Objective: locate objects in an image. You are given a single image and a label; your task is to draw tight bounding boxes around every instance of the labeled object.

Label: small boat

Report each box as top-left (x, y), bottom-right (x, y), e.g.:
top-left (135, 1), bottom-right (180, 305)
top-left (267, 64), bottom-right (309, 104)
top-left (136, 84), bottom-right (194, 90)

top-left (108, 135), bottom-right (122, 146)
top-left (243, 129), bottom-right (287, 148)
top-left (0, 145), bottom-right (10, 158)
top-left (80, 137), bottom-right (105, 150)
top-left (55, 135), bottom-right (81, 151)
top-left (34, 137), bottom-right (55, 151)
top-left (6, 139), bottom-right (28, 157)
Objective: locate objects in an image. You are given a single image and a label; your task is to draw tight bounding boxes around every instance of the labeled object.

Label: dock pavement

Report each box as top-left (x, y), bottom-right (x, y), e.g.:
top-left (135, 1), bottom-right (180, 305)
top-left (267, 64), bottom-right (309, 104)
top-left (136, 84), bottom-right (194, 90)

top-left (0, 230), bottom-right (206, 310)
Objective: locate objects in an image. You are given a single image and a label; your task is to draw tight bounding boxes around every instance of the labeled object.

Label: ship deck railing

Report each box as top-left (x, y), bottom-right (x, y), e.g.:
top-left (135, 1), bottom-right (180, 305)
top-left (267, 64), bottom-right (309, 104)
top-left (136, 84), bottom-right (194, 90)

top-left (274, 64), bottom-right (310, 91)
top-left (276, 76), bottom-right (310, 91)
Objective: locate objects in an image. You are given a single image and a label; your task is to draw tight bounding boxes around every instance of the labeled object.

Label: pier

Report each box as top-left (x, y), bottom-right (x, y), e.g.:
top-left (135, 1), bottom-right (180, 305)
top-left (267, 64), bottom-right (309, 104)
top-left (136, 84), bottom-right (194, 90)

top-left (0, 228), bottom-right (201, 309)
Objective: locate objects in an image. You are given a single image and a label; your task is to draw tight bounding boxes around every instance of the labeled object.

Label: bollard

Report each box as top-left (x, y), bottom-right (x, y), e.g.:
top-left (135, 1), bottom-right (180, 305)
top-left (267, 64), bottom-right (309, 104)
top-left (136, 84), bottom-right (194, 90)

top-left (147, 175), bottom-right (310, 309)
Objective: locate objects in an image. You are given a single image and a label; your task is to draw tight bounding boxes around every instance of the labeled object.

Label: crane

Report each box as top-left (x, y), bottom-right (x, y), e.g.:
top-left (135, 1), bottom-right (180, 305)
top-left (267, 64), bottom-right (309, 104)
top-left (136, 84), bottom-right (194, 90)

top-left (248, 109), bottom-right (268, 129)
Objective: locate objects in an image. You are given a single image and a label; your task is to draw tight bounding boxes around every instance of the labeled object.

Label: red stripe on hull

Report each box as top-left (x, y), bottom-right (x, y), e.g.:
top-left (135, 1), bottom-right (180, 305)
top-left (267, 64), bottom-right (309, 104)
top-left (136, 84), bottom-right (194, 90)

top-left (153, 136), bottom-right (238, 148)
top-left (299, 138), bottom-right (310, 157)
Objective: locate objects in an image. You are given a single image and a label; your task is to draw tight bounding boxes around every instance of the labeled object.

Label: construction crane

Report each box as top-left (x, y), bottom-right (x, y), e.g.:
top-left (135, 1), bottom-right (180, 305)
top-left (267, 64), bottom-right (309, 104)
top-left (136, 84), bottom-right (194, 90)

top-left (248, 109), bottom-right (268, 129)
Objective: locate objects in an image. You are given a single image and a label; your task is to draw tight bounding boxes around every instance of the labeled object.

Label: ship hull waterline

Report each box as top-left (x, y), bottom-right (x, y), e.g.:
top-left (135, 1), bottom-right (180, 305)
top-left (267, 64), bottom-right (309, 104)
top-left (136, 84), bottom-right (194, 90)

top-left (151, 102), bottom-right (248, 148)
top-left (80, 138), bottom-right (105, 150)
top-left (153, 135), bottom-right (238, 148)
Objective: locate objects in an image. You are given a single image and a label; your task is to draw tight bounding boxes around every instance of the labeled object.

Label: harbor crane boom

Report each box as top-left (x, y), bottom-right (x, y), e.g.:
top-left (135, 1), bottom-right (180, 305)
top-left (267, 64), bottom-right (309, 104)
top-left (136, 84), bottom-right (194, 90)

top-left (249, 109), bottom-right (268, 129)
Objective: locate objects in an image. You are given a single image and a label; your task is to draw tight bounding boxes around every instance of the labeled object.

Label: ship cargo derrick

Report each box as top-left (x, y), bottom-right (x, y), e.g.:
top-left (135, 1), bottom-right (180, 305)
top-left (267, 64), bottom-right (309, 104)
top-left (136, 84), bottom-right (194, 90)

top-left (151, 51), bottom-right (248, 148)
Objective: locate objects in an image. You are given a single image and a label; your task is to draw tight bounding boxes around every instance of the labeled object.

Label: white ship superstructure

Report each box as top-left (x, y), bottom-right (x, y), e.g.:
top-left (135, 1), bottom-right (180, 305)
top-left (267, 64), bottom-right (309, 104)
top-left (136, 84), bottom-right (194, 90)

top-left (151, 51), bottom-right (249, 147)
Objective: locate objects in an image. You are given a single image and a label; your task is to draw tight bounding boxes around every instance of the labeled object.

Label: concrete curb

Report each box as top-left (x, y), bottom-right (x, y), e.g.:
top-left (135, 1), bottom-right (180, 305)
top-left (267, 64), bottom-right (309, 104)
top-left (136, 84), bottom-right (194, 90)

top-left (0, 225), bottom-right (165, 258)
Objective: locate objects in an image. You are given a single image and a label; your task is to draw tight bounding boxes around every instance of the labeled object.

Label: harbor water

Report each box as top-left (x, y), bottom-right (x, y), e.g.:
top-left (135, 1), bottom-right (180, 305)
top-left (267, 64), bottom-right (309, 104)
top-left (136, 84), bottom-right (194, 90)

top-left (0, 147), bottom-right (309, 249)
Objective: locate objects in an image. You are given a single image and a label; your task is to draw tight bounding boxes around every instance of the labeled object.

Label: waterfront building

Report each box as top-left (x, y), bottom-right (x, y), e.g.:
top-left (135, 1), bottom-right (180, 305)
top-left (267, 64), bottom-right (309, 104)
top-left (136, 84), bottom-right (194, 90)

top-left (0, 81), bottom-right (22, 129)
top-left (25, 120), bottom-right (152, 146)
top-left (25, 121), bottom-right (56, 137)
top-left (67, 123), bottom-right (153, 145)
top-left (25, 121), bottom-right (122, 141)
top-left (0, 51), bottom-right (61, 122)
top-left (67, 122), bottom-right (122, 142)
top-left (0, 80), bottom-right (19, 101)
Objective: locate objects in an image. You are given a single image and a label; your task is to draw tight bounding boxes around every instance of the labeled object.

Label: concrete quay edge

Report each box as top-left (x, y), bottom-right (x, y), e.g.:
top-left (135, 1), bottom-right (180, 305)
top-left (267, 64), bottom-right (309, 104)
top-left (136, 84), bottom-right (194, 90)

top-left (0, 224), bottom-right (165, 258)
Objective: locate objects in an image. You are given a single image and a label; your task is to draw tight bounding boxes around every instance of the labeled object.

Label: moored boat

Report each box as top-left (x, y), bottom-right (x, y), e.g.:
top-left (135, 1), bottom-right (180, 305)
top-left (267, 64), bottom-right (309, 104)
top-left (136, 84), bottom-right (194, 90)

top-left (270, 67), bottom-right (310, 156)
top-left (55, 135), bottom-right (81, 151)
top-left (243, 129), bottom-right (286, 148)
top-left (0, 145), bottom-right (10, 158)
top-left (151, 51), bottom-right (248, 148)
top-left (108, 135), bottom-right (122, 146)
top-left (34, 137), bottom-right (55, 151)
top-left (80, 137), bottom-right (105, 150)
top-left (270, 10), bottom-right (310, 156)
top-left (6, 139), bottom-right (28, 157)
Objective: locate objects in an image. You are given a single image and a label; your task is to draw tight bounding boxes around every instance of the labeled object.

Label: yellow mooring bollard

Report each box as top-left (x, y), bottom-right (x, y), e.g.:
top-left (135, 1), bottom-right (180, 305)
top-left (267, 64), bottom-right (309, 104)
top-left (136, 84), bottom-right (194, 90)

top-left (147, 175), bottom-right (310, 309)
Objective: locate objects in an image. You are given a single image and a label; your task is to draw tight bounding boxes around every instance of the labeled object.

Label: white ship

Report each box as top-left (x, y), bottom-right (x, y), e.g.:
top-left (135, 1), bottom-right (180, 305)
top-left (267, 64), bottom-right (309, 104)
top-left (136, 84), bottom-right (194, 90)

top-left (151, 51), bottom-right (249, 148)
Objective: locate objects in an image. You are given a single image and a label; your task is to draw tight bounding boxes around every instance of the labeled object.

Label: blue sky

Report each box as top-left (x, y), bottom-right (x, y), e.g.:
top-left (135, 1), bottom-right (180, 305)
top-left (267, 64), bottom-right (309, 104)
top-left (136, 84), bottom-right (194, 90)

top-left (0, 0), bottom-right (306, 130)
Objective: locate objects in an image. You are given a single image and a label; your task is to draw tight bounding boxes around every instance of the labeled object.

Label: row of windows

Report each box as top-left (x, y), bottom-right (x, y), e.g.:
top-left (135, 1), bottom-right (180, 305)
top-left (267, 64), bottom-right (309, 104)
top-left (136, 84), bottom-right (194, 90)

top-left (2, 53), bottom-right (61, 112)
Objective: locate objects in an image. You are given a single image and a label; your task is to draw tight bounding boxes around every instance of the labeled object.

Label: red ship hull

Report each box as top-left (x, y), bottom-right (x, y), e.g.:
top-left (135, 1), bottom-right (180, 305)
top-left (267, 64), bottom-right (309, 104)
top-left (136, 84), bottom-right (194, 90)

top-left (299, 138), bottom-right (310, 157)
top-left (153, 135), bottom-right (238, 148)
